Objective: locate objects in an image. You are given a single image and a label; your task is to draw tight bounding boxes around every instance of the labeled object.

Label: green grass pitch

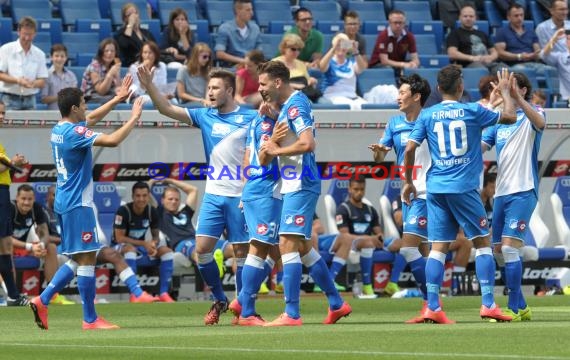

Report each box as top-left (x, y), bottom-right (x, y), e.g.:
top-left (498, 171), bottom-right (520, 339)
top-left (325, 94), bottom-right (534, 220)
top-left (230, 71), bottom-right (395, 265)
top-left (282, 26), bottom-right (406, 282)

top-left (1, 295), bottom-right (570, 359)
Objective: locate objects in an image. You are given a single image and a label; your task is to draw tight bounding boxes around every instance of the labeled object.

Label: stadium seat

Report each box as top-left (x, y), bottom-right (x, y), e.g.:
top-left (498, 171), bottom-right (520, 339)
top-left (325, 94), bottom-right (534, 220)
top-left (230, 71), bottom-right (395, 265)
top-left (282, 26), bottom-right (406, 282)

top-left (11, 0), bottom-right (52, 25)
top-left (36, 18), bottom-right (62, 45)
top-left (528, 1), bottom-right (545, 26)
top-left (92, 181), bottom-right (122, 242)
top-left (0, 17), bottom-right (12, 46)
top-left (362, 20), bottom-right (388, 35)
top-left (267, 20), bottom-right (295, 34)
top-left (522, 201), bottom-right (568, 261)
top-left (378, 178), bottom-right (402, 241)
top-left (316, 20), bottom-right (344, 35)
top-left (140, 19), bottom-right (162, 41)
top-left (357, 68), bottom-right (397, 96)
top-left (312, 103), bottom-right (351, 110)
top-left (299, 0), bottom-right (342, 21)
top-left (455, 20), bottom-right (490, 35)
top-left (253, 1), bottom-right (293, 30)
top-left (409, 20), bottom-right (444, 51)
top-left (205, 1), bottom-right (236, 29)
top-left (68, 66), bottom-right (86, 85)
top-left (150, 182), bottom-right (167, 204)
top-left (418, 54), bottom-right (450, 68)
top-left (414, 34), bottom-right (439, 55)
top-left (98, 0), bottom-right (111, 19)
top-left (75, 19), bottom-right (113, 41)
top-left (158, 0), bottom-right (200, 26)
top-left (361, 103), bottom-right (399, 109)
top-left (260, 33), bottom-right (282, 61)
top-left (347, 1), bottom-right (386, 22)
top-left (392, 1), bottom-right (432, 21)
top-left (403, 68), bottom-right (439, 88)
top-left (109, 0), bottom-right (149, 28)
top-left (462, 67), bottom-right (491, 91)
top-left (550, 176), bottom-right (570, 248)
top-left (76, 53), bottom-right (96, 67)
top-left (32, 182), bottom-right (53, 208)
top-left (483, 1), bottom-right (504, 29)
top-left (362, 33), bottom-right (379, 59)
top-left (544, 66), bottom-right (561, 101)
top-left (189, 19), bottom-right (210, 44)
top-left (59, 0), bottom-right (101, 29)
top-left (61, 32), bottom-right (100, 63)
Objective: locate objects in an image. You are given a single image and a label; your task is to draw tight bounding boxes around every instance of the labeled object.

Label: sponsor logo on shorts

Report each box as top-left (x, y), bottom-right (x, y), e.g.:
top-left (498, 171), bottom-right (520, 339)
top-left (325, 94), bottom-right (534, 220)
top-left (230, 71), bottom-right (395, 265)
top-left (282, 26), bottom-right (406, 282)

top-left (257, 223), bottom-right (268, 235)
top-left (82, 231), bottom-right (93, 243)
top-left (418, 216), bottom-right (427, 228)
top-left (479, 217), bottom-right (487, 228)
top-left (294, 215), bottom-right (305, 226)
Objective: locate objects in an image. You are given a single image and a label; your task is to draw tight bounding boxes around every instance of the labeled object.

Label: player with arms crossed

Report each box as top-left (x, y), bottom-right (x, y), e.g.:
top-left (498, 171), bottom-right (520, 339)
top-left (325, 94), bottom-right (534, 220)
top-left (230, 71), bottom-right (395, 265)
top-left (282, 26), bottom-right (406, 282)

top-left (258, 61), bottom-right (351, 326)
top-left (30, 76), bottom-right (144, 330)
top-left (482, 72), bottom-right (544, 321)
top-left (403, 66), bottom-right (516, 324)
top-left (137, 66), bottom-right (256, 325)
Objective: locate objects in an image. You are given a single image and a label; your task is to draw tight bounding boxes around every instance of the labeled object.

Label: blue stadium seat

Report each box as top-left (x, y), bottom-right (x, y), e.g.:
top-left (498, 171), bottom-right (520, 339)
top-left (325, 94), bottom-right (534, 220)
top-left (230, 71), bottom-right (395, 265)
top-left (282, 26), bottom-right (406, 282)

top-left (140, 19), bottom-right (162, 41)
top-left (267, 20), bottom-right (295, 34)
top-left (362, 21), bottom-right (388, 35)
top-left (61, 32), bottom-right (100, 62)
top-left (378, 178), bottom-right (401, 240)
top-left (98, 0), bottom-right (111, 19)
top-left (109, 0), bottom-right (149, 28)
top-left (0, 17), bottom-right (12, 46)
top-left (455, 20), bottom-right (490, 35)
top-left (158, 0), bottom-right (199, 26)
top-left (392, 1), bottom-right (432, 21)
top-left (357, 68), bottom-right (397, 96)
top-left (76, 53), bottom-right (96, 67)
top-left (361, 103), bottom-right (399, 109)
top-left (253, 1), bottom-right (293, 29)
top-left (418, 54), bottom-right (450, 68)
top-left (167, 68), bottom-right (178, 82)
top-left (528, 1), bottom-right (545, 26)
top-left (75, 19), bottom-right (113, 41)
top-left (403, 68), bottom-right (439, 88)
top-left (93, 182), bottom-right (122, 241)
top-left (409, 20), bottom-right (444, 51)
top-left (544, 67), bottom-right (560, 100)
top-left (551, 176), bottom-right (570, 248)
top-left (189, 19), bottom-right (210, 44)
top-left (68, 66), bottom-right (86, 84)
top-left (511, 67), bottom-right (539, 92)
top-left (466, 88), bottom-right (482, 102)
top-left (312, 103), bottom-right (351, 109)
top-left (260, 33), bottom-right (282, 60)
top-left (414, 34), bottom-right (438, 55)
top-left (14, 256), bottom-right (41, 270)
top-left (150, 182), bottom-right (167, 204)
top-left (316, 20), bottom-right (344, 34)
top-left (32, 182), bottom-right (53, 208)
top-left (326, 178), bottom-right (350, 206)
top-left (361, 33), bottom-right (377, 58)
top-left (462, 67), bottom-right (491, 90)
top-left (483, 1), bottom-right (504, 29)
top-left (36, 18), bottom-right (62, 45)
top-left (11, 0), bottom-right (52, 25)
top-left (299, 0), bottom-right (342, 21)
top-left (59, 0), bottom-right (101, 29)
top-left (347, 1), bottom-right (386, 22)
top-left (205, 1), bottom-right (236, 28)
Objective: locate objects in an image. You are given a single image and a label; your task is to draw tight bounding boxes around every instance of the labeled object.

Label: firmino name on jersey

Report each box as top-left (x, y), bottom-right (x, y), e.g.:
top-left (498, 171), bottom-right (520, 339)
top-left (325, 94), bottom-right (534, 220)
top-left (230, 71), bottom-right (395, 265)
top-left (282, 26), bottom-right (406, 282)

top-left (432, 109), bottom-right (465, 120)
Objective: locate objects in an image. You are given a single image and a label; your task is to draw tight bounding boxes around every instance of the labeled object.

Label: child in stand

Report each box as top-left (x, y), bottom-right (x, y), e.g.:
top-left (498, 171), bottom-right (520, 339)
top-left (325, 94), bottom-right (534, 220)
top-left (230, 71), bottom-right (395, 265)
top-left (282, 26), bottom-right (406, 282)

top-left (41, 44), bottom-right (78, 110)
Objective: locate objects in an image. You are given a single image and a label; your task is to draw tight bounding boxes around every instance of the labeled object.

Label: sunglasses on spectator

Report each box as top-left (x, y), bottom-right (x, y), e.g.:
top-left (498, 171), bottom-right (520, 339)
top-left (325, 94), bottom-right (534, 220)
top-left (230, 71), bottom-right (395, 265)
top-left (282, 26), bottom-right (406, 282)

top-left (298, 17), bottom-right (313, 22)
top-left (289, 47), bottom-right (301, 52)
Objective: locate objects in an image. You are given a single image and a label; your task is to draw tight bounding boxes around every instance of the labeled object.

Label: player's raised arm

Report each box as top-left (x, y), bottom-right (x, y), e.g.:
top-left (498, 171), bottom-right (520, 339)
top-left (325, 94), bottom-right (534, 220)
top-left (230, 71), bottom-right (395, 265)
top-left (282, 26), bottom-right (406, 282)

top-left (86, 74), bottom-right (134, 126)
top-left (136, 65), bottom-right (190, 124)
top-left (368, 143), bottom-right (391, 163)
top-left (510, 75), bottom-right (545, 130)
top-left (496, 68), bottom-right (517, 124)
top-left (93, 97), bottom-right (143, 147)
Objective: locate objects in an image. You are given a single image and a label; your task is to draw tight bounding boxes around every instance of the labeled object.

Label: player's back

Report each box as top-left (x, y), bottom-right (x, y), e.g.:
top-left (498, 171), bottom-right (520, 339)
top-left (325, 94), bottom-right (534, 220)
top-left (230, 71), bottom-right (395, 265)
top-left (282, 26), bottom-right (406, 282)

top-left (50, 122), bottom-right (99, 214)
top-left (414, 101), bottom-right (499, 193)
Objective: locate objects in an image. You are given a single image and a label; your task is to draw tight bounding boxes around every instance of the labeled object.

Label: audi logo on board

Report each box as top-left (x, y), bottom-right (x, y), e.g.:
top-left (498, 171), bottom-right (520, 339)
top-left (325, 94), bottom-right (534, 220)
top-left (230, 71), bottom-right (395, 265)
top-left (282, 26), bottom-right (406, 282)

top-left (95, 184), bottom-right (116, 193)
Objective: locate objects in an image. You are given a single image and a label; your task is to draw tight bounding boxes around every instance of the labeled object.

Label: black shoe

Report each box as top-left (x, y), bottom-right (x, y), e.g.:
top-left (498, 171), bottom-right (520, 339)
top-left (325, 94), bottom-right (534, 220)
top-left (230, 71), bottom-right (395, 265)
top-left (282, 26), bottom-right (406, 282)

top-left (204, 298), bottom-right (229, 325)
top-left (7, 294), bottom-right (30, 306)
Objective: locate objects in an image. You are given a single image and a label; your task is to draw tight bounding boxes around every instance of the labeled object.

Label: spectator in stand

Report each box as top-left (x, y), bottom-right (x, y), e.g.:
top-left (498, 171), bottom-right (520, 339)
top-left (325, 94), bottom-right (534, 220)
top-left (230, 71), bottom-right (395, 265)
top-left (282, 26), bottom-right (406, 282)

top-left (319, 33), bottom-right (367, 110)
top-left (284, 7), bottom-right (324, 68)
top-left (41, 44), bottom-right (78, 110)
top-left (530, 89), bottom-right (547, 108)
top-left (272, 34), bottom-right (321, 103)
top-left (447, 4), bottom-right (504, 73)
top-left (0, 16), bottom-right (48, 110)
top-left (159, 8), bottom-right (193, 69)
top-left (176, 42), bottom-right (212, 106)
top-left (536, 0), bottom-right (570, 101)
top-left (235, 49), bottom-right (264, 108)
top-left (477, 74), bottom-right (503, 109)
top-left (115, 2), bottom-right (156, 67)
top-left (495, 4), bottom-right (550, 75)
top-left (369, 10), bottom-right (419, 79)
top-left (343, 10), bottom-right (368, 67)
top-left (128, 41), bottom-right (173, 103)
top-left (214, 0), bottom-right (262, 68)
top-left (81, 38), bottom-right (122, 104)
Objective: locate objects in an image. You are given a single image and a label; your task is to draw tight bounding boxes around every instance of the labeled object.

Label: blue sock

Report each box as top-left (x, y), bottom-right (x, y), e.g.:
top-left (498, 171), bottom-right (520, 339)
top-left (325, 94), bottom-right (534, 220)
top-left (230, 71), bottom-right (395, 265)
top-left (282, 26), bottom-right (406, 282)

top-left (120, 268), bottom-right (143, 297)
top-left (282, 252), bottom-right (302, 319)
top-left (360, 248), bottom-right (374, 285)
top-left (235, 259), bottom-right (245, 295)
top-left (159, 255), bottom-right (174, 295)
top-left (329, 256), bottom-right (346, 282)
top-left (425, 252), bottom-right (446, 311)
top-left (502, 246), bottom-right (524, 312)
top-left (390, 253), bottom-right (407, 283)
top-left (77, 266), bottom-right (97, 323)
top-left (302, 250), bottom-right (343, 311)
top-left (124, 252), bottom-right (137, 273)
top-left (238, 255), bottom-right (266, 317)
top-left (475, 248), bottom-right (496, 308)
top-left (40, 261), bottom-right (76, 305)
top-left (408, 257), bottom-right (427, 301)
top-left (276, 270), bottom-right (283, 284)
top-left (0, 254), bottom-right (19, 298)
top-left (197, 256), bottom-right (226, 301)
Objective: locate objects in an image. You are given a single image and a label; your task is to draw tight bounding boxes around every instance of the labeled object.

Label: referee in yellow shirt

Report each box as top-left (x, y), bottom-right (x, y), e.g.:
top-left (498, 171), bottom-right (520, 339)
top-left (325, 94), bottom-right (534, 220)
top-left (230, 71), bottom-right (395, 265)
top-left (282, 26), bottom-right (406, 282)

top-left (0, 100), bottom-right (31, 305)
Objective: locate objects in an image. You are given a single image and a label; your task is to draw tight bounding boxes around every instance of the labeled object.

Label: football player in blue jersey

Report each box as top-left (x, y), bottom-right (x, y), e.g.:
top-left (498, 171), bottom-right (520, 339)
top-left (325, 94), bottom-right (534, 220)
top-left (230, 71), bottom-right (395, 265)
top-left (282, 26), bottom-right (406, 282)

top-left (257, 61), bottom-right (351, 326)
top-left (482, 72), bottom-right (544, 321)
top-left (137, 66), bottom-right (256, 325)
top-left (403, 66), bottom-right (517, 324)
top-left (30, 76), bottom-right (145, 330)
top-left (369, 74), bottom-right (433, 321)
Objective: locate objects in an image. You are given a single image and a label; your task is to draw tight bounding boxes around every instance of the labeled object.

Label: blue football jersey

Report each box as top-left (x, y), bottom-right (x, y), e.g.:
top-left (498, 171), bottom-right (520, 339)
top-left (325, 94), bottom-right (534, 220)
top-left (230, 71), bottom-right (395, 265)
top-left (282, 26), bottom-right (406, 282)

top-left (277, 91), bottom-right (320, 195)
top-left (482, 107), bottom-right (544, 197)
top-left (50, 121), bottom-right (101, 214)
top-left (242, 114), bottom-right (281, 201)
top-left (185, 106), bottom-right (256, 197)
top-left (408, 101), bottom-right (500, 193)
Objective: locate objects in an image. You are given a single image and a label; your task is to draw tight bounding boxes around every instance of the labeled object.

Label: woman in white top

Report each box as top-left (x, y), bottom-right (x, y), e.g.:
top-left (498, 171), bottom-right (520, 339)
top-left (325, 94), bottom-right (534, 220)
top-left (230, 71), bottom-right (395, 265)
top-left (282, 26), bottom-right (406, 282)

top-left (128, 41), bottom-right (173, 102)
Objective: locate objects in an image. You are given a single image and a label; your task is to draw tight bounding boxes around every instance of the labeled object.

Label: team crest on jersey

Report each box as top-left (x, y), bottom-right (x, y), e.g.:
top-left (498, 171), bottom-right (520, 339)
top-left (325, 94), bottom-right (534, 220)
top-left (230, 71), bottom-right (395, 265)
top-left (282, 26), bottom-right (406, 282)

top-left (82, 232), bottom-right (93, 243)
top-left (235, 115), bottom-right (244, 123)
top-left (257, 223), bottom-right (268, 235)
top-left (261, 134), bottom-right (270, 142)
top-left (336, 214), bottom-right (343, 225)
top-left (142, 219), bottom-right (149, 228)
top-left (479, 217), bottom-right (488, 228)
top-left (85, 129), bottom-right (95, 138)
top-left (173, 213), bottom-right (187, 226)
top-left (418, 216), bottom-right (427, 228)
top-left (261, 121), bottom-right (272, 132)
top-left (26, 218), bottom-right (33, 227)
top-left (114, 215), bottom-right (122, 225)
top-left (288, 106), bottom-right (300, 119)
top-left (294, 215), bottom-right (305, 226)
top-left (364, 213), bottom-right (371, 222)
top-left (74, 126), bottom-right (87, 135)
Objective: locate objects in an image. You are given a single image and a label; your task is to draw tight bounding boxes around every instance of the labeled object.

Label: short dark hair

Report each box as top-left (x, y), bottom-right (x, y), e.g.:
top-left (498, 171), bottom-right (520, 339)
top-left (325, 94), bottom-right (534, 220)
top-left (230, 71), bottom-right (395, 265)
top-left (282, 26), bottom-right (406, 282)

top-left (162, 186), bottom-right (180, 198)
top-left (507, 3), bottom-right (525, 14)
top-left (399, 74), bottom-right (431, 106)
top-left (57, 87), bottom-right (84, 117)
top-left (437, 65), bottom-right (463, 96)
top-left (208, 69), bottom-right (237, 97)
top-left (349, 178), bottom-right (365, 187)
top-left (512, 72), bottom-right (533, 101)
top-left (460, 4), bottom-right (477, 13)
top-left (50, 43), bottom-right (68, 56)
top-left (257, 60), bottom-right (290, 83)
top-left (17, 184), bottom-right (34, 194)
top-left (483, 172), bottom-right (497, 187)
top-left (132, 181), bottom-right (150, 194)
top-left (344, 10), bottom-right (360, 20)
top-left (478, 75), bottom-right (498, 100)
top-left (246, 49), bottom-right (265, 65)
top-left (293, 7), bottom-right (312, 21)
top-left (388, 9), bottom-right (406, 18)
top-left (137, 41), bottom-right (161, 68)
